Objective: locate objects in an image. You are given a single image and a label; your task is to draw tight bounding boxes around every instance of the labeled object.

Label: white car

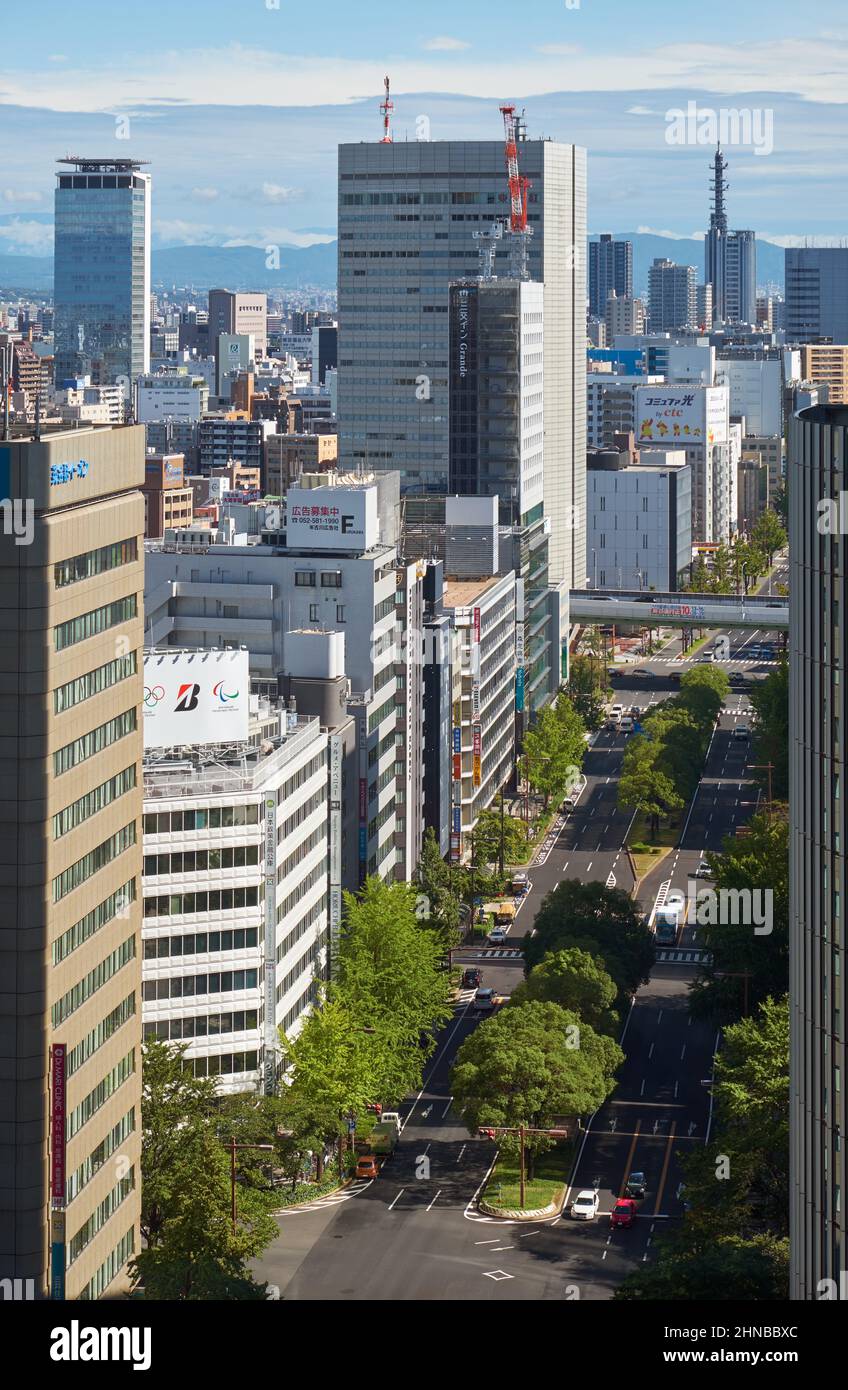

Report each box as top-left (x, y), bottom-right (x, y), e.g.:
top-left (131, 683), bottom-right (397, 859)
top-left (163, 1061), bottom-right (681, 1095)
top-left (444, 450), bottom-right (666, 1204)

top-left (733, 724), bottom-right (750, 740)
top-left (609, 705), bottom-right (623, 724)
top-left (488, 926), bottom-right (509, 944)
top-left (571, 1189), bottom-right (601, 1221)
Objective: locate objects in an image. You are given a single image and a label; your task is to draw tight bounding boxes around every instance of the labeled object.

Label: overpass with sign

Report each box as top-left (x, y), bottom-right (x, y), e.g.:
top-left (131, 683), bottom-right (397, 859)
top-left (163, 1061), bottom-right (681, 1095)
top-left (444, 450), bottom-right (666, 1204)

top-left (569, 589), bottom-right (788, 631)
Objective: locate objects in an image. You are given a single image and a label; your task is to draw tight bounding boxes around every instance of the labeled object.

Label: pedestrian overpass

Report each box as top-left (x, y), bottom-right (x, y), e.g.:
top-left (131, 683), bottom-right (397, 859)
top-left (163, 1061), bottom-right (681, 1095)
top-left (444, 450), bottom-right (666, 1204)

top-left (569, 589), bottom-right (788, 632)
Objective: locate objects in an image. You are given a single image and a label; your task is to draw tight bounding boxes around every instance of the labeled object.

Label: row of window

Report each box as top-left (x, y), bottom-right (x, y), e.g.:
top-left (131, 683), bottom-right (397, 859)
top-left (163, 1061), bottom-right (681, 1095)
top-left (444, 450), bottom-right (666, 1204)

top-left (53, 879), bottom-right (136, 966)
top-left (78, 1228), bottom-right (135, 1303)
top-left (143, 886), bottom-right (260, 918)
top-left (67, 1050), bottom-right (135, 1143)
top-left (53, 822), bottom-right (137, 904)
top-left (293, 571), bottom-right (344, 587)
top-left (277, 859), bottom-right (327, 926)
top-left (54, 650), bottom-right (137, 715)
top-left (143, 845), bottom-right (259, 876)
top-left (142, 804), bottom-right (260, 834)
top-left (52, 935), bottom-right (136, 1028)
top-left (143, 1011), bottom-right (258, 1041)
top-left (54, 707), bottom-right (137, 777)
top-left (54, 765), bottom-right (137, 841)
top-left (66, 1108), bottom-right (135, 1208)
top-left (55, 537), bottom-right (138, 590)
top-left (181, 1051), bottom-right (259, 1078)
top-left (276, 892), bottom-right (328, 965)
top-left (54, 595), bottom-right (137, 652)
top-left (281, 978), bottom-right (319, 1034)
top-left (68, 1168), bottom-right (135, 1270)
top-left (277, 826), bottom-right (325, 885)
top-left (369, 695), bottom-right (396, 734)
top-left (279, 787), bottom-right (326, 844)
top-left (143, 927), bottom-right (259, 960)
top-left (276, 934), bottom-right (324, 1004)
top-left (66, 993), bottom-right (136, 1081)
top-left (281, 751), bottom-right (326, 803)
top-left (307, 602), bottom-right (347, 623)
top-left (143, 968), bottom-right (258, 1002)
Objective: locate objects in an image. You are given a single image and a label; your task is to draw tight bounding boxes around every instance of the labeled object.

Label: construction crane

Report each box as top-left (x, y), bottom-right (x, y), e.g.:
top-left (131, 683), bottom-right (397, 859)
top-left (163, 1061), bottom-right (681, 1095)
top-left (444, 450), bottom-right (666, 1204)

top-left (499, 104), bottom-right (532, 279)
top-left (380, 76), bottom-right (394, 143)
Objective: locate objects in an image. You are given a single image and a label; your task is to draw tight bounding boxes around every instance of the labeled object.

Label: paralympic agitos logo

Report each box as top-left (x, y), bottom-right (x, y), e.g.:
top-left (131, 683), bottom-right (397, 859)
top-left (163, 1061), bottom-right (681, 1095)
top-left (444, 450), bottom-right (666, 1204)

top-left (171, 681), bottom-right (240, 712)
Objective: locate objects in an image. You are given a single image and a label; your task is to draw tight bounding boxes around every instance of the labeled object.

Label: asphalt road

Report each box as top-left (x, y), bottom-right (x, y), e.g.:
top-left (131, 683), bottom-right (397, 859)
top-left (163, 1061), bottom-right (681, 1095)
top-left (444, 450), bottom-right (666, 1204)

top-left (253, 601), bottom-right (783, 1301)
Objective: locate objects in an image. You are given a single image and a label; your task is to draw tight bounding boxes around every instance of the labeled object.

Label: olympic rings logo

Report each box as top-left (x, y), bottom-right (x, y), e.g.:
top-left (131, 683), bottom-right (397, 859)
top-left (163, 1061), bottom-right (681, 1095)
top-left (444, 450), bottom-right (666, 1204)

top-left (143, 685), bottom-right (165, 707)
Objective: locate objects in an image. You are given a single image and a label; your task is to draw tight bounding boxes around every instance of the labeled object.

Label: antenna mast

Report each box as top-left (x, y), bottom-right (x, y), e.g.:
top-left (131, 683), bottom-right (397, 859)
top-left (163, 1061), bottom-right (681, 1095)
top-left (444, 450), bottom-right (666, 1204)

top-left (380, 76), bottom-right (394, 143)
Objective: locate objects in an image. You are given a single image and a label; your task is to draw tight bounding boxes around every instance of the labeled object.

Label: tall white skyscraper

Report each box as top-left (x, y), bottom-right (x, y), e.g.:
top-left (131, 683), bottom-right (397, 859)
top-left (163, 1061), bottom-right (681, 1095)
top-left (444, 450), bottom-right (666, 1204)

top-left (54, 158), bottom-right (151, 390)
top-left (337, 135), bottom-right (587, 587)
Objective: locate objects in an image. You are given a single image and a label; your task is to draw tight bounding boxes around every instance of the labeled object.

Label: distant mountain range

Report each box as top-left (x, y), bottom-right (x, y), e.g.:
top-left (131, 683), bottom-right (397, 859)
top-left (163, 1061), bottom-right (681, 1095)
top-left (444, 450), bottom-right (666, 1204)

top-left (0, 232), bottom-right (787, 297)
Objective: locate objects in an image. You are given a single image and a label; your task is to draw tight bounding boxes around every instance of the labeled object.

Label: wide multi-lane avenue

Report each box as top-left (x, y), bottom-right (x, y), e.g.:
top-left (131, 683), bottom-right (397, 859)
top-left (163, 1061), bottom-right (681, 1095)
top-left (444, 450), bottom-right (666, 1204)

top-left (253, 608), bottom-right (784, 1301)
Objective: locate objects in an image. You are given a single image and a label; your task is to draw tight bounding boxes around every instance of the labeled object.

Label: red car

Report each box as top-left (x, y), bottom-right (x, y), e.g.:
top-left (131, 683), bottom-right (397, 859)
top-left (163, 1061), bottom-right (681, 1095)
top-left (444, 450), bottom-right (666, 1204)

top-left (355, 1155), bottom-right (380, 1179)
top-left (610, 1198), bottom-right (638, 1229)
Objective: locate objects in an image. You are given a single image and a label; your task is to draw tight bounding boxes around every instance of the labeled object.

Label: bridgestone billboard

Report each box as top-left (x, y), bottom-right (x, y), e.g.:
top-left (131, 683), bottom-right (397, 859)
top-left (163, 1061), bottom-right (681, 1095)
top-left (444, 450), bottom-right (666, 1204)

top-left (143, 650), bottom-right (250, 748)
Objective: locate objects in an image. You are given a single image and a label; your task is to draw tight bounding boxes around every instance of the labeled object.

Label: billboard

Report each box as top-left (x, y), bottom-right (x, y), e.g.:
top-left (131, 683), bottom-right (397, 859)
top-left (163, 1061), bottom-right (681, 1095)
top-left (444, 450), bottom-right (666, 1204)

top-left (636, 385), bottom-right (728, 448)
top-left (286, 485), bottom-right (378, 551)
top-left (143, 650), bottom-right (250, 748)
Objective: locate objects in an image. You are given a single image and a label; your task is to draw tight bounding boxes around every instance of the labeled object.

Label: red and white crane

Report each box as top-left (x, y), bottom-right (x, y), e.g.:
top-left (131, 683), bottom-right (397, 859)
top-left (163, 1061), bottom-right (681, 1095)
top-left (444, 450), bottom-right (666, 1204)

top-left (499, 104), bottom-right (530, 234)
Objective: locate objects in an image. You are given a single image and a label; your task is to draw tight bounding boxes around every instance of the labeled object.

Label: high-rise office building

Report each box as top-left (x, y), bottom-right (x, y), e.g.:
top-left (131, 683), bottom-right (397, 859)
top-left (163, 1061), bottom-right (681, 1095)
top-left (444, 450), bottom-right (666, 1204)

top-left (589, 234), bottom-right (633, 319)
top-left (0, 424), bottom-right (145, 1300)
top-left (786, 249), bottom-right (848, 344)
top-left (789, 403), bottom-right (848, 1298)
top-left (647, 259), bottom-right (697, 333)
top-left (54, 158), bottom-right (151, 389)
top-left (337, 134), bottom-right (587, 587)
top-left (207, 290), bottom-right (267, 358)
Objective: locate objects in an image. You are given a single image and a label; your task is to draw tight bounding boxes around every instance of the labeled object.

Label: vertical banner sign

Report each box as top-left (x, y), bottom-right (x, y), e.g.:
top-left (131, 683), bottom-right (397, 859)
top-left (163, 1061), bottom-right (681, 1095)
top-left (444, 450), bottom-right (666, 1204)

top-left (472, 725), bottom-right (482, 787)
top-left (50, 1044), bottom-right (66, 1300)
top-left (264, 796), bottom-right (277, 1095)
top-left (329, 736), bottom-right (342, 965)
top-left (473, 607), bottom-right (481, 645)
top-left (358, 712), bottom-right (368, 881)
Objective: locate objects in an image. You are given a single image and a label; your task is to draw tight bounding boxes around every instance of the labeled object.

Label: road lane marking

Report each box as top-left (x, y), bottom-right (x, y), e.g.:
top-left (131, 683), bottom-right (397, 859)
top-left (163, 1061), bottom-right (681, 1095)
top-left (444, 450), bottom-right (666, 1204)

top-left (427, 1190), bottom-right (442, 1211)
top-left (475, 1238), bottom-right (501, 1245)
top-left (618, 1119), bottom-right (642, 1198)
top-left (653, 1122), bottom-right (678, 1216)
top-left (388, 1189), bottom-right (405, 1210)
top-left (441, 1098), bottom-right (453, 1119)
top-left (456, 1144), bottom-right (466, 1163)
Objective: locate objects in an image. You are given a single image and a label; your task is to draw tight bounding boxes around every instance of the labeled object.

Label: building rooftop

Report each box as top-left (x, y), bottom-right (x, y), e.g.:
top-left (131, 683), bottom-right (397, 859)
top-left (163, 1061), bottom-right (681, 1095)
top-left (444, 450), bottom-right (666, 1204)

top-left (442, 575), bottom-right (501, 610)
top-left (143, 710), bottom-right (321, 799)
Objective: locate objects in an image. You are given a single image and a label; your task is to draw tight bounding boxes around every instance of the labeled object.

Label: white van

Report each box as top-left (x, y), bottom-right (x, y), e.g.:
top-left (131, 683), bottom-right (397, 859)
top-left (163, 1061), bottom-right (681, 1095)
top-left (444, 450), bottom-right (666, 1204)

top-left (619, 716), bottom-right (634, 734)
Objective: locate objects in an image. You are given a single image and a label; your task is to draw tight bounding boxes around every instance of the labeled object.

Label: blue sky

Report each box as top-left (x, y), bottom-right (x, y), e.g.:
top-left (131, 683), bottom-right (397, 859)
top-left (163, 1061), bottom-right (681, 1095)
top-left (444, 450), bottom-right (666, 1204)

top-left (2, 0), bottom-right (847, 254)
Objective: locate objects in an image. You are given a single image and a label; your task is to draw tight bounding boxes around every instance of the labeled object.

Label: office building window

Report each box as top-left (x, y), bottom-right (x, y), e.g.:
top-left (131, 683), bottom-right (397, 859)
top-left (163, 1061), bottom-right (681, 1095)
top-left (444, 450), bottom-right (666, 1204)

top-left (54, 538), bottom-right (138, 589)
top-left (54, 595), bottom-right (138, 652)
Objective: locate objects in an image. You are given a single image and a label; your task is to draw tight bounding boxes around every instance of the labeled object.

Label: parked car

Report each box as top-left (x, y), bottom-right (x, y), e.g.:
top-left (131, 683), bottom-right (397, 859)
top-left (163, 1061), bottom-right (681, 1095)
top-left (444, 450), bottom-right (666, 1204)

top-left (570, 1189), bottom-right (601, 1221)
top-left (355, 1155), bottom-right (380, 1179)
top-left (625, 1171), bottom-right (647, 1200)
top-left (380, 1112), bottom-right (403, 1136)
top-left (610, 1198), bottom-right (638, 1229)
top-left (462, 967), bottom-right (483, 989)
top-left (493, 902), bottom-right (516, 927)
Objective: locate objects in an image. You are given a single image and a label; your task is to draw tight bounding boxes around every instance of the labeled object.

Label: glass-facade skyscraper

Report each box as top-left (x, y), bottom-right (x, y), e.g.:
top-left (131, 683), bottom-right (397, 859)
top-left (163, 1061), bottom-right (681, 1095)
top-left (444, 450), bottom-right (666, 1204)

top-left (54, 157), bottom-right (151, 390)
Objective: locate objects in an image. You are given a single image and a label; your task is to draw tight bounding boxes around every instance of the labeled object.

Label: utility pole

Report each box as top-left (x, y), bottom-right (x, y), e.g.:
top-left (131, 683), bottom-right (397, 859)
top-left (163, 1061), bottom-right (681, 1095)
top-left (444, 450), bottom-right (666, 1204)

top-left (499, 789), bottom-right (505, 878)
top-left (227, 1137), bottom-right (274, 1235)
top-left (750, 762), bottom-right (776, 819)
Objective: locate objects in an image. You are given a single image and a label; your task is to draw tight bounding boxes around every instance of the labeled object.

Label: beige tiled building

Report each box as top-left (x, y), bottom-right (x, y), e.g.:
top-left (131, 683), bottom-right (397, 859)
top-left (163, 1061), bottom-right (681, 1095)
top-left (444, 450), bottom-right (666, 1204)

top-left (0, 425), bottom-right (144, 1299)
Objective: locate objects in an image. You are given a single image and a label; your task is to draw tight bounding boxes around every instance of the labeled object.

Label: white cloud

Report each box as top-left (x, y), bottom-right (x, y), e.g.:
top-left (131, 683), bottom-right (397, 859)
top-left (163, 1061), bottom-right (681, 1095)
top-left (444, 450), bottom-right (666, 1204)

top-left (635, 226), bottom-right (704, 241)
top-left (2, 37), bottom-right (848, 111)
top-left (152, 219), bottom-right (222, 246)
top-left (0, 219), bottom-right (54, 253)
top-left (3, 189), bottom-right (43, 204)
top-left (259, 182), bottom-right (301, 205)
top-left (47, 54), bottom-right (67, 63)
top-left (536, 45), bottom-right (580, 56)
top-left (423, 37), bottom-right (471, 52)
top-left (191, 186), bottom-right (219, 202)
top-left (627, 105), bottom-right (664, 116)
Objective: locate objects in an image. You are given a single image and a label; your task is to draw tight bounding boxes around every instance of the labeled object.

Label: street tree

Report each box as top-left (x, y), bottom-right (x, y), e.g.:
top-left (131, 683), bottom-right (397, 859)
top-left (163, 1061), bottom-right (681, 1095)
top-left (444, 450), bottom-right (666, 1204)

top-left (473, 806), bottom-right (528, 868)
top-left (617, 735), bottom-right (684, 838)
top-left (566, 654), bottom-right (609, 731)
top-left (509, 947), bottom-right (619, 1035)
top-left (416, 826), bottom-right (461, 949)
top-left (138, 1039), bottom-right (220, 1249)
top-left (751, 508), bottom-right (787, 568)
top-left (749, 658), bottom-right (788, 798)
top-left (525, 879), bottom-right (655, 998)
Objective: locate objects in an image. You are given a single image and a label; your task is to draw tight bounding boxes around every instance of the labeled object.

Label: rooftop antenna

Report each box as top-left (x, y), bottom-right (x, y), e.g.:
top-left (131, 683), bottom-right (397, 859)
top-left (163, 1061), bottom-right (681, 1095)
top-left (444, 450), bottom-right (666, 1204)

top-left (380, 76), bottom-right (394, 144)
top-left (474, 219), bottom-right (504, 281)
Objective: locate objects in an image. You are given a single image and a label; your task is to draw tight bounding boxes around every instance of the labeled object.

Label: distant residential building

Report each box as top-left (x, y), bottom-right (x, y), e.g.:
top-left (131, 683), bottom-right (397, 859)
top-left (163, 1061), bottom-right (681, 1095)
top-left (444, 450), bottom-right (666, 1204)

top-left (587, 446), bottom-right (692, 591)
top-left (736, 454), bottom-right (768, 532)
top-left (635, 382), bottom-right (734, 543)
top-left (648, 260), bottom-right (697, 333)
top-left (589, 234), bottom-right (633, 319)
top-left (310, 325), bottom-right (338, 386)
top-left (197, 415), bottom-right (273, 477)
top-left (142, 452), bottom-right (194, 538)
top-left (604, 293), bottom-right (646, 341)
top-left (144, 419), bottom-right (200, 471)
top-left (785, 248), bottom-right (848, 343)
top-left (207, 290), bottom-right (267, 356)
top-left (742, 434), bottom-right (784, 499)
top-left (266, 432), bottom-right (339, 494)
top-left (800, 344), bottom-right (848, 405)
top-left (715, 354), bottom-right (784, 435)
top-left (587, 372), bottom-right (664, 450)
top-left (55, 380), bottom-right (125, 425)
top-left (136, 370), bottom-right (209, 423)
top-left (696, 282), bottom-right (714, 331)
top-left (54, 157), bottom-right (151, 386)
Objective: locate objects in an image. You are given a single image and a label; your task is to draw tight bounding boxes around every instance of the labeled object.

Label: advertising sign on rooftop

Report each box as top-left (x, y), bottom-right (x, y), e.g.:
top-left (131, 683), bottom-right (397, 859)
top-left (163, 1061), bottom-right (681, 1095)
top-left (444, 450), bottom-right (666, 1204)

top-left (142, 650), bottom-right (249, 748)
top-left (286, 485), bottom-right (378, 552)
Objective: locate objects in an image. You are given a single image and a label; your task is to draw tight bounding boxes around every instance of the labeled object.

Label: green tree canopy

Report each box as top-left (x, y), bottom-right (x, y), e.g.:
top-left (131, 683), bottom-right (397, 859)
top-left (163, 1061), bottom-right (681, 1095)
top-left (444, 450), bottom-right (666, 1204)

top-left (509, 946), bottom-right (619, 1035)
top-left (416, 826), bottom-right (461, 949)
top-left (525, 880), bottom-right (655, 999)
top-left (749, 658), bottom-right (788, 799)
top-left (751, 508), bottom-right (787, 567)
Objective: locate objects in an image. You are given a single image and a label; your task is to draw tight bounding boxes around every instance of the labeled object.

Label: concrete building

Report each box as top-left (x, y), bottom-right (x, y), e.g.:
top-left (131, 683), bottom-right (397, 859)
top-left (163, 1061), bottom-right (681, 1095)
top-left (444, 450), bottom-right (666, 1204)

top-left (421, 562), bottom-right (455, 858)
top-left (54, 158), bottom-right (151, 388)
top-left (142, 453), bottom-right (194, 539)
top-left (207, 290), bottom-right (267, 357)
top-left (311, 325), bottom-right (338, 386)
top-left (337, 133), bottom-right (587, 589)
top-left (588, 234), bottom-right (633, 319)
top-left (266, 433), bottom-right (339, 494)
top-left (736, 454), bottom-right (768, 532)
top-left (136, 370), bottom-right (209, 424)
top-left (442, 564), bottom-right (516, 861)
top-left (696, 282), bottom-right (714, 332)
top-left (741, 434), bottom-right (784, 499)
top-left (800, 344), bottom-right (848, 406)
top-left (647, 260), bottom-right (697, 334)
top-left (393, 560), bottom-right (425, 883)
top-left (604, 293), bottom-right (646, 341)
top-left (786, 248), bottom-right (848, 344)
top-left (588, 372), bottom-right (664, 450)
top-left (55, 382), bottom-right (125, 427)
top-left (145, 475), bottom-right (405, 883)
top-left (587, 446), bottom-right (692, 591)
top-left (0, 425), bottom-right (145, 1300)
top-left (715, 354), bottom-right (784, 436)
top-left (197, 415), bottom-right (273, 478)
top-left (725, 230), bottom-right (757, 326)
top-left (635, 382), bottom-right (734, 543)
top-left (788, 403), bottom-right (848, 1298)
top-left (142, 692), bottom-right (329, 1094)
